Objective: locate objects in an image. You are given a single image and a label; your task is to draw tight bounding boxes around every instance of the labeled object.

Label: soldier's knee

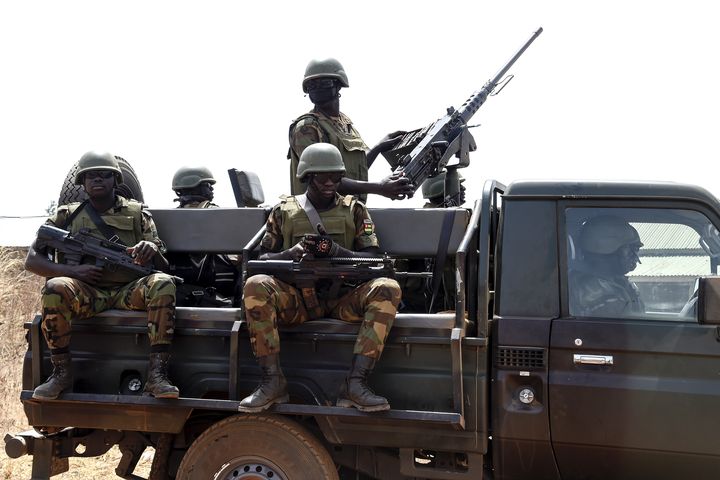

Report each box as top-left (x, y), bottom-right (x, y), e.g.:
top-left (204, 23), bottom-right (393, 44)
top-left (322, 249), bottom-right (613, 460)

top-left (243, 274), bottom-right (275, 295)
top-left (369, 278), bottom-right (402, 304)
top-left (146, 273), bottom-right (177, 297)
top-left (44, 276), bottom-right (74, 294)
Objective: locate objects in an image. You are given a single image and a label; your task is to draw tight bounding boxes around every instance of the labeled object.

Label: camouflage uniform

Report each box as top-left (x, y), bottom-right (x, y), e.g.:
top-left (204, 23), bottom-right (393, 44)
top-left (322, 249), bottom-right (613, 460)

top-left (40, 196), bottom-right (176, 349)
top-left (569, 269), bottom-right (645, 317)
top-left (244, 194), bottom-right (401, 360)
top-left (288, 109), bottom-right (370, 202)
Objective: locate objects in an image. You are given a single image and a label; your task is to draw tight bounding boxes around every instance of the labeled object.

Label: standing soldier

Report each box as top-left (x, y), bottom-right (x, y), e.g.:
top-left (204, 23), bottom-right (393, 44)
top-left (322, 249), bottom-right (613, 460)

top-left (25, 151), bottom-right (180, 400)
top-left (288, 58), bottom-right (414, 203)
top-left (241, 143), bottom-right (402, 413)
top-left (170, 166), bottom-right (238, 304)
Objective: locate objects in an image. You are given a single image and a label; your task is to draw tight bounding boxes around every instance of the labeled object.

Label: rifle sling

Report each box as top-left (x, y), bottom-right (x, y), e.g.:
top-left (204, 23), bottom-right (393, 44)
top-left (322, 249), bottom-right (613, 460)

top-left (60, 199), bottom-right (89, 230)
top-left (297, 194), bottom-right (325, 234)
top-left (85, 201), bottom-right (123, 245)
top-left (429, 210), bottom-right (455, 312)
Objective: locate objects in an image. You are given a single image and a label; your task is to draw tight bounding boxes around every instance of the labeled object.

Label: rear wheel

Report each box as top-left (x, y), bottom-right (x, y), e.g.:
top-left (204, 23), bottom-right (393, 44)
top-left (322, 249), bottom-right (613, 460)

top-left (176, 414), bottom-right (338, 480)
top-left (58, 155), bottom-right (144, 204)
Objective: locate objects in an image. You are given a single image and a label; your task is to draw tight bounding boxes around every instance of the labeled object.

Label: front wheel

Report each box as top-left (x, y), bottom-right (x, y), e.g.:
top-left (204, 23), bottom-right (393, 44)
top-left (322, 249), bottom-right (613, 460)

top-left (176, 414), bottom-right (338, 480)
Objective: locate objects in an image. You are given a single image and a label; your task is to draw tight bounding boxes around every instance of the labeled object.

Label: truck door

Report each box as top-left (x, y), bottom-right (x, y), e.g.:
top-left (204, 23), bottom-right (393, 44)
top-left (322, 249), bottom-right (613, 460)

top-left (549, 205), bottom-right (720, 480)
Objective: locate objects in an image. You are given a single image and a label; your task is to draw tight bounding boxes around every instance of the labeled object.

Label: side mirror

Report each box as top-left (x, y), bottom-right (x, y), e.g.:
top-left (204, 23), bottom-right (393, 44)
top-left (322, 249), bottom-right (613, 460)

top-left (228, 169), bottom-right (265, 208)
top-left (697, 276), bottom-right (720, 325)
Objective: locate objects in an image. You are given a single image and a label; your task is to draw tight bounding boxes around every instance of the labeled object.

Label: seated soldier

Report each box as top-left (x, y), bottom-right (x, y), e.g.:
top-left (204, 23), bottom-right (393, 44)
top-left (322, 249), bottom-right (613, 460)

top-left (168, 166), bottom-right (239, 306)
top-left (569, 215), bottom-right (645, 317)
top-left (239, 143), bottom-right (402, 413)
top-left (25, 151), bottom-right (180, 400)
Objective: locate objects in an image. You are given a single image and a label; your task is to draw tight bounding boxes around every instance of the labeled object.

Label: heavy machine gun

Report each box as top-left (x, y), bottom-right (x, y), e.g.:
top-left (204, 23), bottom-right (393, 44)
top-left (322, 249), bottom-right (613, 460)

top-left (384, 27), bottom-right (543, 199)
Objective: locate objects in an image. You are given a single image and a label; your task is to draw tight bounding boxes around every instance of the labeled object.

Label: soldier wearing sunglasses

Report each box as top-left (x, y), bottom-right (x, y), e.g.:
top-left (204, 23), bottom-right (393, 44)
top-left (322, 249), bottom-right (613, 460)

top-left (241, 143), bottom-right (402, 414)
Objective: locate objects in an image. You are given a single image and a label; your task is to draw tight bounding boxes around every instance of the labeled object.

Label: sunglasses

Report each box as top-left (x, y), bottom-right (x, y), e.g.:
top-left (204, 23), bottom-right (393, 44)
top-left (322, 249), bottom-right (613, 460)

top-left (85, 171), bottom-right (115, 180)
top-left (312, 172), bottom-right (344, 184)
top-left (306, 78), bottom-right (338, 90)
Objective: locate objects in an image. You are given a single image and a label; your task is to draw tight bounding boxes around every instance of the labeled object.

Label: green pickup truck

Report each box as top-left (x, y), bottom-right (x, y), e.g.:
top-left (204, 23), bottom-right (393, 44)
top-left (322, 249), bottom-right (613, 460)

top-left (6, 179), bottom-right (720, 480)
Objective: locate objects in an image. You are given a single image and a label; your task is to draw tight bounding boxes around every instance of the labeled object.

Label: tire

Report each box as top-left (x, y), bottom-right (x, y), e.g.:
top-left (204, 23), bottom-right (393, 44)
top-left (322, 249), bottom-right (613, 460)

top-left (176, 414), bottom-right (339, 480)
top-left (58, 155), bottom-right (145, 205)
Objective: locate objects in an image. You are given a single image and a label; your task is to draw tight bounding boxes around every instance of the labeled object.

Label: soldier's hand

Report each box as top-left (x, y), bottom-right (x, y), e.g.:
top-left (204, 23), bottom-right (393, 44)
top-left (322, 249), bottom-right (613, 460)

top-left (287, 241), bottom-right (306, 261)
top-left (127, 241), bottom-right (158, 266)
top-left (303, 232), bottom-right (337, 258)
top-left (375, 130), bottom-right (406, 152)
top-left (71, 264), bottom-right (104, 284)
top-left (379, 173), bottom-right (414, 200)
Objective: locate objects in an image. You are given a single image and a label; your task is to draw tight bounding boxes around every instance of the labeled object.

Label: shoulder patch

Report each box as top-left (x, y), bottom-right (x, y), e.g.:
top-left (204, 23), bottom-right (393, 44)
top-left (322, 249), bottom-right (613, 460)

top-left (362, 219), bottom-right (375, 236)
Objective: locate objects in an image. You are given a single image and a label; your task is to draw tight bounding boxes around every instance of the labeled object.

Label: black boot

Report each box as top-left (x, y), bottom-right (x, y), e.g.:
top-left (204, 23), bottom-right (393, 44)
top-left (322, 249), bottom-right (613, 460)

top-left (33, 353), bottom-right (73, 400)
top-left (337, 354), bottom-right (390, 412)
top-left (238, 354), bottom-right (288, 413)
top-left (143, 352), bottom-right (180, 399)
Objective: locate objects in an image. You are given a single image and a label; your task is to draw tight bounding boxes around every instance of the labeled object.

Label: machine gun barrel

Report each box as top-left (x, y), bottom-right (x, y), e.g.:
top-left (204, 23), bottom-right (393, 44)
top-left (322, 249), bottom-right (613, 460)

top-left (455, 27), bottom-right (543, 126)
top-left (389, 28), bottom-right (543, 196)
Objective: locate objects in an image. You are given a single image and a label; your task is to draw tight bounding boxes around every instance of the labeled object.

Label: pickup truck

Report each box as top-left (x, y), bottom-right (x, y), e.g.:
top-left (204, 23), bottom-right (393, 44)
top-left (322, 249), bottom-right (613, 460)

top-left (5, 179), bottom-right (720, 480)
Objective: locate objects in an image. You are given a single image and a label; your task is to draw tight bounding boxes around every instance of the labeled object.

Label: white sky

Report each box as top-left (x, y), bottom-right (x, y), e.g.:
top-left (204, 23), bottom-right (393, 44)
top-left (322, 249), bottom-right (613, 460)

top-left (1, 1), bottom-right (719, 245)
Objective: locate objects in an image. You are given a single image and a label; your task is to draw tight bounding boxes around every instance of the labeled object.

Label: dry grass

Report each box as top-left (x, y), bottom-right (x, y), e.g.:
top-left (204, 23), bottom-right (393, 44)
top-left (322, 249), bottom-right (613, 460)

top-left (0, 248), bottom-right (153, 479)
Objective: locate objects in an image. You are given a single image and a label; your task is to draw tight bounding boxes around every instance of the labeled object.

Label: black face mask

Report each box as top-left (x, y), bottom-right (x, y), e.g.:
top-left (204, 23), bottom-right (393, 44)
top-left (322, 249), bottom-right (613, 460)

top-left (309, 87), bottom-right (339, 105)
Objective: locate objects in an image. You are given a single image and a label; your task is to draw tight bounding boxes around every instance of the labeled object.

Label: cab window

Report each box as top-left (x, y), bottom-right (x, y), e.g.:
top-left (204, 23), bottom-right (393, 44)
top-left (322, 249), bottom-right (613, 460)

top-left (565, 207), bottom-right (720, 320)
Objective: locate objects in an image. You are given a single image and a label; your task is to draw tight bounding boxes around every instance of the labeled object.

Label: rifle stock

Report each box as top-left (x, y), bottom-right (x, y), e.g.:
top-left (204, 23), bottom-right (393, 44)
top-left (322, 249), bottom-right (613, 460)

top-left (385, 28), bottom-right (543, 197)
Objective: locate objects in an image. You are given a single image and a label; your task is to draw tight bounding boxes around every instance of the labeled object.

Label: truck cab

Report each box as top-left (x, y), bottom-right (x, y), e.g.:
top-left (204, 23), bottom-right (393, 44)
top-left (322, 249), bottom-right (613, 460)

top-left (493, 180), bottom-right (720, 480)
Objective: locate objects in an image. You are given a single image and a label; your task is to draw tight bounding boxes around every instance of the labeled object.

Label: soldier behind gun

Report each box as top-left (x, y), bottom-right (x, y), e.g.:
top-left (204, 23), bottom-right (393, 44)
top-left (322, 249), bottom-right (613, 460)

top-left (24, 151), bottom-right (179, 400)
top-left (240, 143), bottom-right (402, 413)
top-left (169, 167), bottom-right (238, 305)
top-left (288, 58), bottom-right (414, 203)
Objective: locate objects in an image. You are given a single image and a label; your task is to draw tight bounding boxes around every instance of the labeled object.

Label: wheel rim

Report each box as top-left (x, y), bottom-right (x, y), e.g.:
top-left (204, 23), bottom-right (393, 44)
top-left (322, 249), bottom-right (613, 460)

top-left (215, 456), bottom-right (289, 480)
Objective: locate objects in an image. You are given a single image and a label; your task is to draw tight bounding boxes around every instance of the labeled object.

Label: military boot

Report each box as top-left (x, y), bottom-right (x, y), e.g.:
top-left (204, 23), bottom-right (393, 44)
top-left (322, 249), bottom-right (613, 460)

top-left (238, 354), bottom-right (288, 413)
top-left (33, 353), bottom-right (73, 400)
top-left (337, 354), bottom-right (390, 412)
top-left (143, 352), bottom-right (180, 399)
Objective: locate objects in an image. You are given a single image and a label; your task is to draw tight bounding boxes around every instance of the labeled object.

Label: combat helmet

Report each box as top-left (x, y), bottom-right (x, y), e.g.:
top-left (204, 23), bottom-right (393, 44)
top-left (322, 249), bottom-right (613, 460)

top-left (421, 171), bottom-right (466, 199)
top-left (296, 143), bottom-right (346, 180)
top-left (74, 151), bottom-right (123, 185)
top-left (580, 216), bottom-right (643, 255)
top-left (172, 166), bottom-right (217, 190)
top-left (302, 58), bottom-right (350, 93)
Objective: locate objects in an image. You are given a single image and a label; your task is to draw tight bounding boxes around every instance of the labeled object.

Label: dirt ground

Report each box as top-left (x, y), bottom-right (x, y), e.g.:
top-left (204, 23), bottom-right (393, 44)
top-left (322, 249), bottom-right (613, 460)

top-left (0, 247), bottom-right (154, 479)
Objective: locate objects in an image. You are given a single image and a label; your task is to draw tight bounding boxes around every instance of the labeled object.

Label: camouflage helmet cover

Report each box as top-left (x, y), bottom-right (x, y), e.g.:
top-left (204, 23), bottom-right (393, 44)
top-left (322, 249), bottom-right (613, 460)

top-left (302, 58), bottom-right (350, 93)
top-left (172, 166), bottom-right (217, 190)
top-left (74, 151), bottom-right (123, 185)
top-left (296, 143), bottom-right (346, 180)
top-left (580, 216), bottom-right (643, 255)
top-left (421, 171), bottom-right (466, 199)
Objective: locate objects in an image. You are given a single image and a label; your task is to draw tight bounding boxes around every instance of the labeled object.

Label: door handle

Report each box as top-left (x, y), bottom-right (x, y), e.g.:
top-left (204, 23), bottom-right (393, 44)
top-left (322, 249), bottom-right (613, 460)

top-left (573, 354), bottom-right (614, 366)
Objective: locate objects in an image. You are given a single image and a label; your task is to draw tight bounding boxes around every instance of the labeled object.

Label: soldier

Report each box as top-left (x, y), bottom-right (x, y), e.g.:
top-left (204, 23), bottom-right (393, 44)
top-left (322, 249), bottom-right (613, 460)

top-left (25, 151), bottom-right (180, 400)
top-left (240, 143), bottom-right (402, 413)
top-left (569, 216), bottom-right (645, 317)
top-left (169, 166), bottom-right (238, 304)
top-left (288, 57), bottom-right (414, 203)
top-left (171, 166), bottom-right (218, 208)
top-left (421, 170), bottom-right (467, 208)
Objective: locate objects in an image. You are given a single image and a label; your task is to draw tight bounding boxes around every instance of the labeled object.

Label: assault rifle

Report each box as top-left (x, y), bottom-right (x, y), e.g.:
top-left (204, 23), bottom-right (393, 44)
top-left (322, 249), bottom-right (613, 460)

top-left (36, 224), bottom-right (166, 280)
top-left (246, 256), bottom-right (395, 313)
top-left (384, 27), bottom-right (543, 198)
top-left (247, 256), bottom-right (395, 285)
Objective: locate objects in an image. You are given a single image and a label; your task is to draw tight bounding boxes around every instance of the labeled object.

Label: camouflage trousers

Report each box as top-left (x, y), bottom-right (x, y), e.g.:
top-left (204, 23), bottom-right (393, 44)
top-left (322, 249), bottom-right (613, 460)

top-left (244, 274), bottom-right (401, 360)
top-left (41, 273), bottom-right (177, 350)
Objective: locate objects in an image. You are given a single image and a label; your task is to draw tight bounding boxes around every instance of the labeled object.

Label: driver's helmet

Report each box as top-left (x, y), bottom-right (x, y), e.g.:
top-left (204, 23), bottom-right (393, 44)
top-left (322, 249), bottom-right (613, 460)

top-left (580, 216), bottom-right (643, 255)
